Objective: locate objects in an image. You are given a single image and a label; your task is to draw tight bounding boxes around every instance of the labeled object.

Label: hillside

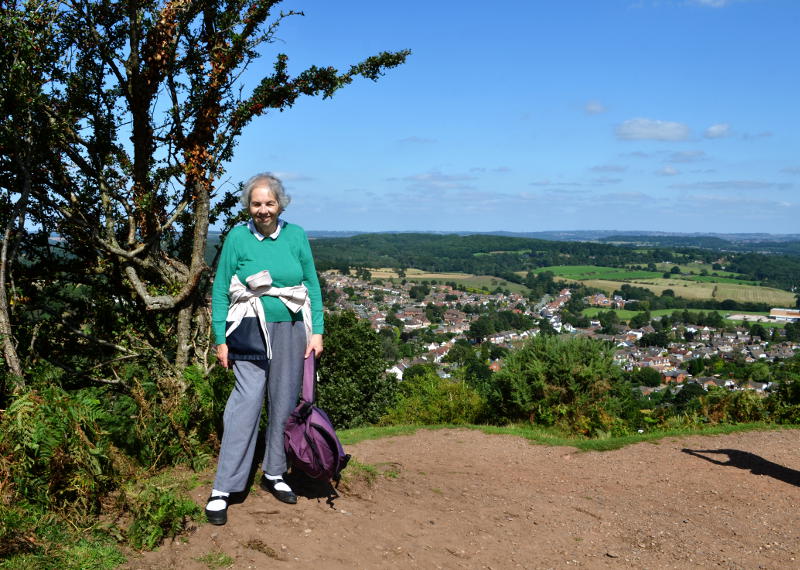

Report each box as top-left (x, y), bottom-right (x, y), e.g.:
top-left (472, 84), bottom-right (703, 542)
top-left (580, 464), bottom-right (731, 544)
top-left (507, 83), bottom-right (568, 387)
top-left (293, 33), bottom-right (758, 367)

top-left (123, 428), bottom-right (800, 569)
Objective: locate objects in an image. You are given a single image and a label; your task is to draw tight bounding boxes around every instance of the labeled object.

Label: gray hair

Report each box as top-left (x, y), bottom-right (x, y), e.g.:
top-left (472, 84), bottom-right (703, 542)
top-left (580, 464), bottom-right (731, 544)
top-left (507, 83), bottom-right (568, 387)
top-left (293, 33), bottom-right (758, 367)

top-left (240, 172), bottom-right (292, 210)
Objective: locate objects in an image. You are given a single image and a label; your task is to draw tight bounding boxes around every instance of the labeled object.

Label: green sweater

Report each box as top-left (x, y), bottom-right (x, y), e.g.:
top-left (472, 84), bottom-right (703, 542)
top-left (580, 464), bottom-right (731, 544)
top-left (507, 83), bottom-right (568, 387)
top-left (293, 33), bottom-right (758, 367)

top-left (211, 221), bottom-right (324, 345)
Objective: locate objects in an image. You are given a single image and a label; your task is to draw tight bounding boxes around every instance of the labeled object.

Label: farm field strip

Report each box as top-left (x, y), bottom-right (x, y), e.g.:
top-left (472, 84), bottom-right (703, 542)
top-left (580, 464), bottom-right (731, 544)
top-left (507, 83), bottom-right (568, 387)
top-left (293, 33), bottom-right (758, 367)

top-left (653, 262), bottom-right (744, 277)
top-left (535, 265), bottom-right (659, 280)
top-left (577, 278), bottom-right (795, 306)
top-left (368, 268), bottom-right (529, 294)
top-left (582, 307), bottom-right (786, 327)
top-left (368, 265), bottom-right (795, 305)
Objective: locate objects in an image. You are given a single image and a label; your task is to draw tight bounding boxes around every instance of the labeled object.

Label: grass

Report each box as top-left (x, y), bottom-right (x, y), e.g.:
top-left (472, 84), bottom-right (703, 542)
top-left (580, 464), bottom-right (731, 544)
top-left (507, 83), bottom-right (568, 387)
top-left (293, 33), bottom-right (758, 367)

top-left (339, 422), bottom-right (797, 454)
top-left (582, 307), bottom-right (675, 320)
top-left (243, 539), bottom-right (283, 561)
top-left (681, 275), bottom-right (760, 285)
top-left (535, 265), bottom-right (660, 281)
top-left (653, 262), bottom-right (744, 278)
top-left (0, 535), bottom-right (126, 570)
top-left (578, 278), bottom-right (795, 305)
top-left (581, 307), bottom-right (786, 328)
top-left (369, 267), bottom-right (530, 294)
top-left (195, 552), bottom-right (234, 569)
top-left (370, 264), bottom-right (795, 304)
top-left (529, 264), bottom-right (792, 306)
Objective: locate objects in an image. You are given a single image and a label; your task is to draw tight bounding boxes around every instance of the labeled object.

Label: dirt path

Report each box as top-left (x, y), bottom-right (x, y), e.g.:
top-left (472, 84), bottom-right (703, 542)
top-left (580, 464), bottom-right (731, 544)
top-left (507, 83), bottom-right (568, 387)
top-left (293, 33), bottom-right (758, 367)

top-left (124, 428), bottom-right (800, 569)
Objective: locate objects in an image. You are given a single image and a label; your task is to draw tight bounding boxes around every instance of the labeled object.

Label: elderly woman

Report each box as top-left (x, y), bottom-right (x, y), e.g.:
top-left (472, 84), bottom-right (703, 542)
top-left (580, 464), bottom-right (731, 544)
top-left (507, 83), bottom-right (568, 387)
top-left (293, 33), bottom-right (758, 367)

top-left (205, 172), bottom-right (324, 525)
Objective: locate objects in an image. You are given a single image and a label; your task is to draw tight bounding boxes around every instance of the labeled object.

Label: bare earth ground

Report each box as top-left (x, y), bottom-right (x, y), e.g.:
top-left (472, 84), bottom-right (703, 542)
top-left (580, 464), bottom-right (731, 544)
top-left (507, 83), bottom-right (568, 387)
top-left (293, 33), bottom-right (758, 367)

top-left (124, 428), bottom-right (800, 569)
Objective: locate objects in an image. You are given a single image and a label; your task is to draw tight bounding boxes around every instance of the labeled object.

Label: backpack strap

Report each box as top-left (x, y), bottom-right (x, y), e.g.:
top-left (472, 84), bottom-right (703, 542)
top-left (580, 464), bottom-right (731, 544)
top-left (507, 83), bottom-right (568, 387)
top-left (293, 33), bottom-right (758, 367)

top-left (302, 350), bottom-right (316, 404)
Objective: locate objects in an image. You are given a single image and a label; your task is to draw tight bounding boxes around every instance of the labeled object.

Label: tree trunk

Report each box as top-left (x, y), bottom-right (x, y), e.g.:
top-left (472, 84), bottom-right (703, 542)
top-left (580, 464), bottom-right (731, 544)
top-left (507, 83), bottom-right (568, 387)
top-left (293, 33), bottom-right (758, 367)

top-left (0, 153), bottom-right (32, 385)
top-left (175, 304), bottom-right (193, 372)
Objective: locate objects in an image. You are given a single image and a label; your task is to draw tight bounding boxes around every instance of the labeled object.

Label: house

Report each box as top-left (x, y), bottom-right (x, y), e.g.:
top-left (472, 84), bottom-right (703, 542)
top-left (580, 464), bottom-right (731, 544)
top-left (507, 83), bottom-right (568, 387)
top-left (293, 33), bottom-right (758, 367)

top-left (660, 369), bottom-right (688, 384)
top-left (770, 308), bottom-right (800, 322)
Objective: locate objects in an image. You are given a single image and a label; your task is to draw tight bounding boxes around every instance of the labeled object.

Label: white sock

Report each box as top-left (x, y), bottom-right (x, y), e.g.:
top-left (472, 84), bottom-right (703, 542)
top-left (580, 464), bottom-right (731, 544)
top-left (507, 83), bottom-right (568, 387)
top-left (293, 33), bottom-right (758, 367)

top-left (265, 474), bottom-right (292, 493)
top-left (206, 489), bottom-right (229, 511)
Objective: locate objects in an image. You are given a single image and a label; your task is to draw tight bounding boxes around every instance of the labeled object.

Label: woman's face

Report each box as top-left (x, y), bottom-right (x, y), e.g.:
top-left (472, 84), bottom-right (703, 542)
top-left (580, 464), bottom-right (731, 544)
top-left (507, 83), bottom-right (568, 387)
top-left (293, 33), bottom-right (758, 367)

top-left (249, 186), bottom-right (282, 234)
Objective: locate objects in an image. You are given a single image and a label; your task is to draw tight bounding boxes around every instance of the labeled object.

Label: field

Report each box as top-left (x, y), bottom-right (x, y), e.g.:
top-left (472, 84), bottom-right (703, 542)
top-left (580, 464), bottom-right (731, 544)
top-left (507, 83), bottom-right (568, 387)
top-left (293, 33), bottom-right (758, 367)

top-left (369, 268), bottom-right (530, 294)
top-left (524, 265), bottom-right (794, 306)
top-left (582, 308), bottom-right (681, 320)
top-left (580, 277), bottom-right (795, 306)
top-left (681, 275), bottom-right (760, 285)
top-left (366, 265), bottom-right (796, 305)
top-left (653, 262), bottom-right (743, 277)
top-left (534, 265), bottom-right (659, 280)
top-left (582, 307), bottom-right (785, 327)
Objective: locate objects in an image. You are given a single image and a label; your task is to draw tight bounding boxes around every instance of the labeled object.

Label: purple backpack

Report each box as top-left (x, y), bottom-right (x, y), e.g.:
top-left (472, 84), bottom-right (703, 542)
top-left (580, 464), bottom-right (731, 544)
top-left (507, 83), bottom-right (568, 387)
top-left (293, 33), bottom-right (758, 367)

top-left (284, 353), bottom-right (350, 482)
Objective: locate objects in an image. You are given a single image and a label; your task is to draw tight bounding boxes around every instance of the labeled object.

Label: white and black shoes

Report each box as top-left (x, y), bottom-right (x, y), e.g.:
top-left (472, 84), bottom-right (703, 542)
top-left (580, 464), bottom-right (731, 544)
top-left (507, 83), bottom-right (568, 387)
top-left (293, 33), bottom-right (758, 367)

top-left (204, 493), bottom-right (230, 525)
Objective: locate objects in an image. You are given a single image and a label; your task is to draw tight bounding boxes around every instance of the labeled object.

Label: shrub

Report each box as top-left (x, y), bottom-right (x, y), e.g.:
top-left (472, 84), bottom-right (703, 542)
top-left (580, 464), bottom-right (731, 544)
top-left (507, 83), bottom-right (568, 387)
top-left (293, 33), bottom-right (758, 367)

top-left (380, 370), bottom-right (485, 425)
top-left (489, 335), bottom-right (639, 435)
top-left (317, 311), bottom-right (399, 428)
top-left (123, 483), bottom-right (201, 550)
top-left (0, 385), bottom-right (116, 517)
top-left (701, 388), bottom-right (766, 424)
top-left (764, 378), bottom-right (800, 423)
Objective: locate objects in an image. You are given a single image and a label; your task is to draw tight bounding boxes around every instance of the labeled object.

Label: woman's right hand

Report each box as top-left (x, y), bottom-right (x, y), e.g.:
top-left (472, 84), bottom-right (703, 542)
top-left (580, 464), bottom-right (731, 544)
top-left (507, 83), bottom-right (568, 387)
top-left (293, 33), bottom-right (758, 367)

top-left (216, 343), bottom-right (230, 369)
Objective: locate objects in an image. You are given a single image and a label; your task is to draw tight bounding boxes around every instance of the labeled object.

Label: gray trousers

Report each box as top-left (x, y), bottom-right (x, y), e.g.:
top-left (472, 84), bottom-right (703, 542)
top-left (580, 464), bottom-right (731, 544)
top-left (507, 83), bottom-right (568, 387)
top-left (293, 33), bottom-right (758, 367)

top-left (213, 321), bottom-right (306, 493)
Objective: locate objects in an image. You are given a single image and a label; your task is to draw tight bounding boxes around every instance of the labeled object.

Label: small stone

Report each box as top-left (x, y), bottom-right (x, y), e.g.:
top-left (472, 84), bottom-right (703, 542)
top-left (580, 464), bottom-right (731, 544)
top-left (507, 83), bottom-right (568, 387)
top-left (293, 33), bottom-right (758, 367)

top-left (606, 552), bottom-right (620, 558)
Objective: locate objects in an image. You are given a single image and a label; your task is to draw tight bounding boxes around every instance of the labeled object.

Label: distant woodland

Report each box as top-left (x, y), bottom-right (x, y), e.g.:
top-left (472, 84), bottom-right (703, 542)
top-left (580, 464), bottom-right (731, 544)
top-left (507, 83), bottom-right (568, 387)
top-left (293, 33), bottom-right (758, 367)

top-left (281, 232), bottom-right (800, 293)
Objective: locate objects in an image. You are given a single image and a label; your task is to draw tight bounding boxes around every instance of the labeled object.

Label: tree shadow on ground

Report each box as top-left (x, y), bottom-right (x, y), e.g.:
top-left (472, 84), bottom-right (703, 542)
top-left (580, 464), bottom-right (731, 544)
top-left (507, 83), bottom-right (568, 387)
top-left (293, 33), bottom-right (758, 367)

top-left (681, 448), bottom-right (800, 487)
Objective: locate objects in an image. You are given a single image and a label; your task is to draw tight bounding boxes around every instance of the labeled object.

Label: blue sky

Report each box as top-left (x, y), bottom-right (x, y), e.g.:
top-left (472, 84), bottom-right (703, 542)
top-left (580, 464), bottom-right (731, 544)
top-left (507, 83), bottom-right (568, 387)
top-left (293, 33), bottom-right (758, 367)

top-left (221, 0), bottom-right (799, 234)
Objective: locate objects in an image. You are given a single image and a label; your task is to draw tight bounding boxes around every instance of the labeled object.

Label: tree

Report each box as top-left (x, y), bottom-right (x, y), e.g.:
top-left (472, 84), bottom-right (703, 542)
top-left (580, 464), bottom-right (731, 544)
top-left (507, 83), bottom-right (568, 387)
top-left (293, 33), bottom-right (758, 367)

top-left (686, 358), bottom-right (706, 376)
top-left (638, 331), bottom-right (670, 348)
top-left (317, 311), bottom-right (398, 428)
top-left (0, 1), bottom-right (408, 395)
top-left (598, 310), bottom-right (620, 335)
top-left (443, 339), bottom-right (476, 366)
top-left (749, 323), bottom-right (768, 341)
top-left (425, 302), bottom-right (444, 324)
top-left (409, 283), bottom-right (430, 301)
top-left (630, 366), bottom-right (662, 388)
top-left (629, 311), bottom-right (651, 329)
top-left (467, 316), bottom-right (493, 343)
top-left (673, 382), bottom-right (706, 412)
top-left (0, 1), bottom-right (66, 387)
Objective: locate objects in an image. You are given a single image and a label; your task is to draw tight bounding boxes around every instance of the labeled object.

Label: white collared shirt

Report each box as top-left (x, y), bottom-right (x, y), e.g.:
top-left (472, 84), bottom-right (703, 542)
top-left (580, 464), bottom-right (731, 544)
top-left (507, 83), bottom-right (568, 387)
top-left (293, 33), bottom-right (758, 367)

top-left (248, 218), bottom-right (286, 241)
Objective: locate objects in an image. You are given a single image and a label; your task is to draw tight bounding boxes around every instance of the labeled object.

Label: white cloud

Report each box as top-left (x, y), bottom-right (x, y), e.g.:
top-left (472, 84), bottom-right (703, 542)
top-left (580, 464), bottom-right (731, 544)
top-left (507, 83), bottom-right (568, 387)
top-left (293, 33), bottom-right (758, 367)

top-left (616, 118), bottom-right (691, 141)
top-left (704, 123), bottom-right (731, 138)
top-left (669, 180), bottom-right (793, 191)
top-left (591, 164), bottom-right (627, 173)
top-left (272, 171), bottom-right (314, 182)
top-left (585, 100), bottom-right (607, 115)
top-left (781, 167), bottom-right (800, 175)
top-left (469, 166), bottom-right (512, 174)
top-left (690, 0), bottom-right (731, 6)
top-left (530, 179), bottom-right (583, 188)
top-left (400, 170), bottom-right (477, 191)
top-left (591, 177), bottom-right (623, 185)
top-left (742, 131), bottom-right (773, 140)
top-left (602, 192), bottom-right (652, 203)
top-left (657, 166), bottom-right (680, 176)
top-left (669, 150), bottom-right (707, 163)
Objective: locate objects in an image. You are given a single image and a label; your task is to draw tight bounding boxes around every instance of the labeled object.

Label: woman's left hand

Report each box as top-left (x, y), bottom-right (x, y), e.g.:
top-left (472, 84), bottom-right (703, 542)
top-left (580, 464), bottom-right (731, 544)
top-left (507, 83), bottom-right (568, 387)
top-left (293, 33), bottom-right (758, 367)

top-left (305, 334), bottom-right (323, 359)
